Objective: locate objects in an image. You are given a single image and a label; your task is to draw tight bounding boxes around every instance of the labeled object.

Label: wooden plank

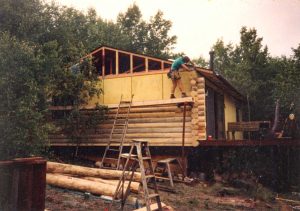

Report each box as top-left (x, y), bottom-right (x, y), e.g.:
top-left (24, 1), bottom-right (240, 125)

top-left (130, 54), bottom-right (133, 73)
top-left (102, 49), bottom-right (105, 77)
top-left (115, 50), bottom-right (119, 74)
top-left (53, 116), bottom-right (192, 125)
top-left (51, 117), bottom-right (191, 126)
top-left (107, 97), bottom-right (194, 108)
top-left (49, 97), bottom-right (194, 111)
top-left (145, 57), bottom-right (148, 72)
top-left (98, 122), bottom-right (191, 129)
top-left (54, 122), bottom-right (191, 130)
top-left (105, 112), bottom-right (192, 119)
top-left (103, 46), bottom-right (172, 64)
top-left (49, 142), bottom-right (196, 147)
top-left (107, 106), bottom-right (191, 114)
top-left (49, 132), bottom-right (192, 139)
top-left (49, 136), bottom-right (193, 141)
top-left (83, 127), bottom-right (192, 134)
top-left (49, 137), bottom-right (195, 145)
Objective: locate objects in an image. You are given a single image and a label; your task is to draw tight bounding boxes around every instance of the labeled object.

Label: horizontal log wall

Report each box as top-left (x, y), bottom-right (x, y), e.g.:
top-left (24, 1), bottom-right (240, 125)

top-left (49, 103), bottom-right (197, 146)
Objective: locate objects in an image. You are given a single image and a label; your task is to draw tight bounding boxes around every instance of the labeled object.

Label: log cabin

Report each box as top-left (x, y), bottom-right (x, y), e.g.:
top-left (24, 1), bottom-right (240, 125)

top-left (49, 46), bottom-right (246, 148)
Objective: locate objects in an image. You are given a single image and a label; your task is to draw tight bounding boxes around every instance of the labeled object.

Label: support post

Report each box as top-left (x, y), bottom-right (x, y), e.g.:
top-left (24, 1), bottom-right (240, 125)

top-left (182, 102), bottom-right (187, 179)
top-left (116, 50), bottom-right (119, 75)
top-left (102, 49), bottom-right (105, 77)
top-left (145, 58), bottom-right (148, 72)
top-left (130, 54), bottom-right (133, 74)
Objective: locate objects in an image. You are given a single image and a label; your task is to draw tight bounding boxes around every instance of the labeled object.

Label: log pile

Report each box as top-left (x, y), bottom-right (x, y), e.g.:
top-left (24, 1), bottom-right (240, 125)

top-left (46, 162), bottom-right (141, 197)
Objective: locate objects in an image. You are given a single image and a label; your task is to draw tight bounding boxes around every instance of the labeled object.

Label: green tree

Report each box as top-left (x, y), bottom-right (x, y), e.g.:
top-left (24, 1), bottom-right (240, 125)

top-left (212, 39), bottom-right (234, 75)
top-left (193, 56), bottom-right (208, 68)
top-left (272, 45), bottom-right (300, 115)
top-left (212, 27), bottom-right (273, 120)
top-left (0, 0), bottom-right (46, 43)
top-left (0, 33), bottom-right (51, 159)
top-left (0, 0), bottom-right (106, 158)
top-left (145, 11), bottom-right (177, 58)
top-left (117, 4), bottom-right (176, 58)
top-left (117, 4), bottom-right (147, 53)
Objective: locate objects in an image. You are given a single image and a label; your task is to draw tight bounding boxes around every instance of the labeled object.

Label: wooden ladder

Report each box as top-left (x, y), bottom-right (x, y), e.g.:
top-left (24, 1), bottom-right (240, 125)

top-left (109, 140), bottom-right (163, 211)
top-left (100, 95), bottom-right (133, 169)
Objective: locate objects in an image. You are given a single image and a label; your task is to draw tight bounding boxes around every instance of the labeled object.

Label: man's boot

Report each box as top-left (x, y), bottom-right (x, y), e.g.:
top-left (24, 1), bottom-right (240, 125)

top-left (170, 94), bottom-right (176, 99)
top-left (181, 92), bottom-right (187, 98)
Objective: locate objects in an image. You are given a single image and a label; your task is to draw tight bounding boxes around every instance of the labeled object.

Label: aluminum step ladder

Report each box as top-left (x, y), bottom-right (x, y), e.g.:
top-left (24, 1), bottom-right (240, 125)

top-left (100, 95), bottom-right (133, 169)
top-left (108, 140), bottom-right (163, 211)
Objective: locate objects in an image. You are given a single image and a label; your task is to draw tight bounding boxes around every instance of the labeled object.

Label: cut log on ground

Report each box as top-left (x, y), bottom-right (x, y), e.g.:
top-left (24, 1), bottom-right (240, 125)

top-left (83, 177), bottom-right (140, 193)
top-left (46, 173), bottom-right (119, 197)
top-left (47, 162), bottom-right (141, 182)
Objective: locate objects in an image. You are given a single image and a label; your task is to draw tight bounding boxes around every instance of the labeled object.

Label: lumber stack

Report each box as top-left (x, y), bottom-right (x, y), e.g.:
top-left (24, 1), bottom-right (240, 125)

top-left (49, 102), bottom-right (197, 146)
top-left (190, 76), bottom-right (206, 141)
top-left (46, 162), bottom-right (140, 197)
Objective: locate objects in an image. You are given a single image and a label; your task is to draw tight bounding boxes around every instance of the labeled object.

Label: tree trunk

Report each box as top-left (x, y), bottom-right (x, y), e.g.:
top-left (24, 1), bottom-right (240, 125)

top-left (46, 173), bottom-right (120, 197)
top-left (83, 177), bottom-right (140, 193)
top-left (47, 162), bottom-right (141, 181)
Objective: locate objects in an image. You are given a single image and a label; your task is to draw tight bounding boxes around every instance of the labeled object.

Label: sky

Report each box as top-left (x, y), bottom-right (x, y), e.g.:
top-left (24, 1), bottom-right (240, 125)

top-left (49, 0), bottom-right (300, 60)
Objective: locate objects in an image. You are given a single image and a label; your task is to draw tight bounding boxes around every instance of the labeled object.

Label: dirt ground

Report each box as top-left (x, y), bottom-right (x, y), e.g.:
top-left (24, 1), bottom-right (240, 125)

top-left (45, 180), bottom-right (298, 211)
top-left (45, 155), bottom-right (299, 211)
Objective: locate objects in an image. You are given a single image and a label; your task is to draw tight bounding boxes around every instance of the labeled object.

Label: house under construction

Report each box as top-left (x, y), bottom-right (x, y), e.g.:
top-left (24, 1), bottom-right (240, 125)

top-left (49, 46), bottom-right (245, 147)
top-left (48, 45), bottom-right (300, 170)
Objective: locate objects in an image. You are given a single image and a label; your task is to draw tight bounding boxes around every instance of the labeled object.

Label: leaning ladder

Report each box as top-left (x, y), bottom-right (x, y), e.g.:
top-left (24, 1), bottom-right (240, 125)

top-left (108, 140), bottom-right (163, 211)
top-left (100, 95), bottom-right (133, 169)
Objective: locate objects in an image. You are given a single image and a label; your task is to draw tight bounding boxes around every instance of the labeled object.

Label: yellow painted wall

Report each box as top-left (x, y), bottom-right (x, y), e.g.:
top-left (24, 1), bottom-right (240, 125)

top-left (132, 74), bottom-right (163, 101)
top-left (103, 77), bottom-right (132, 104)
top-left (224, 94), bottom-right (242, 139)
top-left (88, 71), bottom-right (192, 105)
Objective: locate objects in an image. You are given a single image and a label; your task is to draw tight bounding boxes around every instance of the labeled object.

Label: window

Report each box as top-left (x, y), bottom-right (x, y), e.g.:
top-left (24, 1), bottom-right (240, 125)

top-left (133, 56), bottom-right (146, 73)
top-left (92, 50), bottom-right (103, 75)
top-left (104, 49), bottom-right (116, 76)
top-left (119, 52), bottom-right (130, 74)
top-left (163, 62), bottom-right (171, 70)
top-left (148, 59), bottom-right (162, 71)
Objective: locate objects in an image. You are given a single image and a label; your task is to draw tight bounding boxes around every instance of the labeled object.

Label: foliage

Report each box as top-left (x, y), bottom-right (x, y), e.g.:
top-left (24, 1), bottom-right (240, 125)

top-left (117, 4), bottom-right (146, 53)
top-left (272, 45), bottom-right (300, 115)
top-left (193, 56), bottom-right (209, 68)
top-left (211, 27), bottom-right (300, 123)
top-left (145, 11), bottom-right (177, 58)
top-left (117, 3), bottom-right (177, 58)
top-left (0, 33), bottom-right (51, 159)
top-left (0, 0), bottom-right (106, 159)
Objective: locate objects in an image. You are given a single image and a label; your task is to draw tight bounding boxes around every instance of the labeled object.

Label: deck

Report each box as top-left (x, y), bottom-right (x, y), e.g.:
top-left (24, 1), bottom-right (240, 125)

top-left (197, 139), bottom-right (300, 147)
